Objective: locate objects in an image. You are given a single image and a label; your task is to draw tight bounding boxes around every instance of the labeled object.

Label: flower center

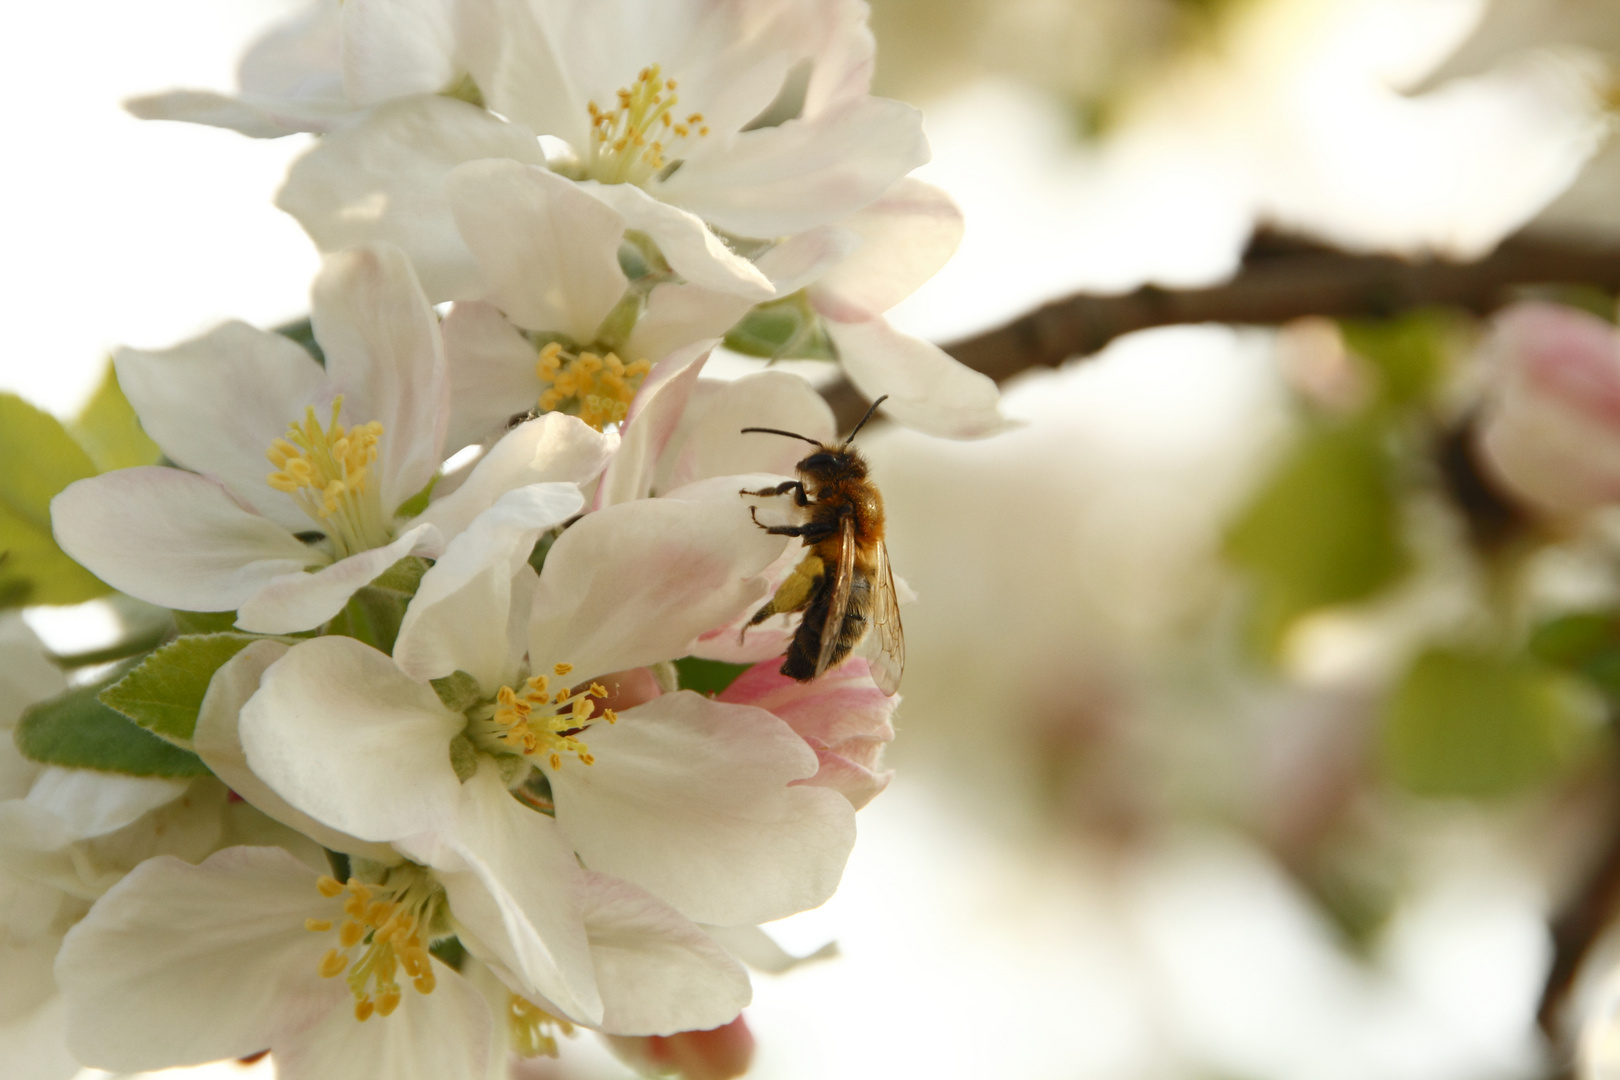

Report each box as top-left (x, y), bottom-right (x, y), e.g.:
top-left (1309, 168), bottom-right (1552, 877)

top-left (265, 397), bottom-right (390, 559)
top-left (474, 661), bottom-right (617, 770)
top-left (509, 995), bottom-right (575, 1058)
top-left (584, 63), bottom-right (710, 186)
top-left (537, 342), bottom-right (651, 431)
top-left (307, 870), bottom-right (444, 1022)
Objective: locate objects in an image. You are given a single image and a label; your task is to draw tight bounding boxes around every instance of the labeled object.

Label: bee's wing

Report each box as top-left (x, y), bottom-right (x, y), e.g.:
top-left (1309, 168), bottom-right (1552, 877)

top-left (857, 539), bottom-right (904, 695)
top-left (815, 514), bottom-right (857, 679)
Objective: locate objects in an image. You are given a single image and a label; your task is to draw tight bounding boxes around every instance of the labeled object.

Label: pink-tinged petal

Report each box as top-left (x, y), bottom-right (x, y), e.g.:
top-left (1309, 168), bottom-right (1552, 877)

top-left (417, 413), bottom-right (614, 540)
top-left (24, 769), bottom-right (189, 841)
top-left (625, 284), bottom-right (754, 372)
top-left (582, 872), bottom-right (751, 1037)
top-left (396, 485), bottom-right (582, 688)
top-left (529, 496), bottom-right (786, 682)
top-left (115, 322), bottom-right (331, 531)
top-left (449, 159), bottom-right (630, 340)
top-left (240, 636), bottom-right (463, 843)
top-left (274, 957), bottom-right (492, 1080)
top-left (312, 245), bottom-right (449, 512)
top-left (594, 340), bottom-right (714, 507)
top-left (825, 317), bottom-right (1014, 440)
top-left (235, 522), bottom-right (441, 635)
top-left (51, 469), bottom-right (316, 614)
top-left (800, 0), bottom-right (876, 117)
top-left (754, 225), bottom-right (864, 297)
top-left (657, 97), bottom-right (927, 238)
top-left (1477, 301), bottom-right (1620, 516)
top-left (339, 0), bottom-right (458, 107)
top-left (442, 301), bottom-right (546, 450)
top-left (664, 372), bottom-right (835, 493)
top-left (548, 691), bottom-right (856, 926)
top-left (195, 640), bottom-right (399, 863)
top-left (406, 763), bottom-right (602, 1027)
top-left (278, 96), bottom-right (548, 301)
top-left (55, 846), bottom-right (343, 1072)
top-left (583, 183), bottom-right (774, 300)
top-left (605, 1014), bottom-right (755, 1080)
top-left (810, 178), bottom-right (963, 318)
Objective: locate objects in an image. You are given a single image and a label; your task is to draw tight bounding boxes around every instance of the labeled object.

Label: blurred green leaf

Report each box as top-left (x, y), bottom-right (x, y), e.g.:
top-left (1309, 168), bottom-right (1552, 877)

top-left (16, 678), bottom-right (210, 778)
top-left (1530, 611), bottom-right (1620, 702)
top-left (0, 393), bottom-right (111, 608)
top-left (174, 610), bottom-right (241, 635)
top-left (69, 361), bottom-right (161, 472)
top-left (100, 632), bottom-right (261, 746)
top-left (674, 657), bottom-right (752, 696)
top-left (1224, 419), bottom-right (1408, 650)
top-left (1382, 648), bottom-right (1594, 798)
top-left (1339, 309), bottom-right (1460, 408)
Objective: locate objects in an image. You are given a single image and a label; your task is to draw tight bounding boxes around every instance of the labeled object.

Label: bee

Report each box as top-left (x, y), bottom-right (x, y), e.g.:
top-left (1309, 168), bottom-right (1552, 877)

top-left (738, 395), bottom-right (903, 695)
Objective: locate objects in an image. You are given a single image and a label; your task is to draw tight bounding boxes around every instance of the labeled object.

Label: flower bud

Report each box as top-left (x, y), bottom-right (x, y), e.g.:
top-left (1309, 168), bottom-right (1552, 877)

top-left (604, 1014), bottom-right (755, 1080)
top-left (1475, 301), bottom-right (1620, 517)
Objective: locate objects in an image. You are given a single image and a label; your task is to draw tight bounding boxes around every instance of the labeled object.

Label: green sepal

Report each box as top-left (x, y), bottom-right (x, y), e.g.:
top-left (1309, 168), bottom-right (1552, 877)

top-left (0, 393), bottom-right (111, 608)
top-left (99, 632), bottom-right (263, 747)
top-left (1224, 418), bottom-right (1408, 652)
top-left (274, 317), bottom-right (326, 366)
top-left (369, 555), bottom-right (430, 596)
top-left (70, 361), bottom-right (161, 472)
top-left (396, 478), bottom-right (438, 520)
top-left (174, 610), bottom-right (241, 635)
top-left (325, 557), bottom-right (428, 654)
top-left (1382, 647), bottom-right (1597, 798)
top-left (429, 935), bottom-right (468, 971)
top-left (724, 293), bottom-right (837, 361)
top-left (674, 656), bottom-right (753, 696)
top-left (448, 734), bottom-right (479, 782)
top-left (16, 678), bottom-right (210, 778)
top-left (432, 671), bottom-right (483, 712)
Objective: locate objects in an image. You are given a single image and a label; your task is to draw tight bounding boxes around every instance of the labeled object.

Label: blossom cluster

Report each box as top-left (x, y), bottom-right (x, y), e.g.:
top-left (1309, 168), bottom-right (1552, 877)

top-left (4, 1), bottom-right (1004, 1077)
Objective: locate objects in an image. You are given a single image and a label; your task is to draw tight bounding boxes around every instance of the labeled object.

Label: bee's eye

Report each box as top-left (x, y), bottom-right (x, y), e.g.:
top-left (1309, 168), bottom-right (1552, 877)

top-left (800, 452), bottom-right (841, 473)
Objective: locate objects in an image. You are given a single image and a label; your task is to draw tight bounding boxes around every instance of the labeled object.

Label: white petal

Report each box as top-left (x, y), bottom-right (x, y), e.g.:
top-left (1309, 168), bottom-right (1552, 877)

top-left (583, 182), bottom-right (773, 300)
top-left (55, 846), bottom-right (343, 1072)
top-left (195, 640), bottom-right (399, 863)
top-left (702, 923), bottom-right (835, 975)
top-left (241, 636), bottom-right (463, 843)
top-left (657, 97), bottom-right (928, 238)
top-left (825, 317), bottom-right (1014, 439)
top-left (582, 872), bottom-right (751, 1037)
top-left (124, 89), bottom-right (348, 138)
top-left (810, 178), bottom-right (963, 318)
top-left (457, 0), bottom-right (589, 148)
top-left (664, 371), bottom-right (835, 492)
top-left (754, 224), bottom-right (864, 297)
top-left (417, 413), bottom-right (616, 540)
top-left (408, 763), bottom-right (603, 1026)
top-left (594, 340), bottom-right (714, 507)
top-left (312, 245), bottom-right (450, 512)
top-left (235, 522), bottom-right (441, 635)
top-left (115, 321), bottom-right (331, 530)
top-left (395, 485), bottom-right (584, 688)
top-left (0, 616), bottom-right (66, 730)
top-left (529, 496), bottom-right (786, 681)
top-left (442, 301), bottom-right (546, 450)
top-left (238, 0), bottom-right (343, 103)
top-left (51, 469), bottom-right (317, 613)
top-left (24, 769), bottom-right (188, 840)
top-left (277, 96), bottom-right (547, 301)
top-left (625, 282), bottom-right (754, 365)
top-left (340, 0), bottom-right (458, 106)
top-left (448, 159), bottom-right (629, 340)
top-left (550, 692), bottom-right (854, 926)
top-left (274, 958), bottom-right (493, 1080)
top-left (0, 965), bottom-right (77, 1080)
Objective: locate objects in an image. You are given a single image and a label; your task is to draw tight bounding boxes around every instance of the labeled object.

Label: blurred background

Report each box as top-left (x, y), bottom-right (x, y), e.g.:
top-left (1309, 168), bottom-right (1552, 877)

top-left (8, 1), bottom-right (1620, 1077)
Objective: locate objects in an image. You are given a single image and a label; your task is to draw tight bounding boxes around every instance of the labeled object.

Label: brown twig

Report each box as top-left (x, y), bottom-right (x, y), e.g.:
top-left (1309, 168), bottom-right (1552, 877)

top-left (827, 231), bottom-right (1620, 431)
top-left (1541, 766), bottom-right (1620, 1043)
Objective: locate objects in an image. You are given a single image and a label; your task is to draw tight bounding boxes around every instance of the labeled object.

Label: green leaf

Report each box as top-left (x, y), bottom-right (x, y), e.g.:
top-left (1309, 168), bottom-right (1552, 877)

top-left (1339, 309), bottom-right (1461, 409)
top-left (1530, 611), bottom-right (1620, 701)
top-left (69, 361), bottom-right (161, 472)
top-left (174, 610), bottom-right (241, 635)
top-left (327, 587), bottom-right (407, 653)
top-left (0, 393), bottom-right (111, 607)
top-left (369, 555), bottom-right (430, 597)
top-left (99, 633), bottom-right (261, 746)
top-left (1224, 419), bottom-right (1408, 650)
top-left (16, 680), bottom-right (210, 778)
top-left (674, 657), bottom-right (753, 696)
top-left (1382, 648), bottom-right (1595, 798)
top-left (723, 294), bottom-right (837, 361)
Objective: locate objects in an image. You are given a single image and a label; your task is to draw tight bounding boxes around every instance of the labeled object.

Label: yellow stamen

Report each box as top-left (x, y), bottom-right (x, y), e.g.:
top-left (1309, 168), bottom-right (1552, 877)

top-left (307, 870), bottom-right (444, 1024)
top-left (305, 918), bottom-right (333, 933)
top-left (483, 659), bottom-right (603, 770)
top-left (582, 62), bottom-right (710, 186)
top-left (509, 996), bottom-right (575, 1059)
top-left (263, 396), bottom-right (389, 559)
top-left (533, 344), bottom-right (650, 431)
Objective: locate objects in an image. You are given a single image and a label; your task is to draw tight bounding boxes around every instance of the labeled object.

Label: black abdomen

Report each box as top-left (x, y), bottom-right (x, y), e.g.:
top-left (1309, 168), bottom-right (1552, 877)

top-left (782, 571), bottom-right (874, 681)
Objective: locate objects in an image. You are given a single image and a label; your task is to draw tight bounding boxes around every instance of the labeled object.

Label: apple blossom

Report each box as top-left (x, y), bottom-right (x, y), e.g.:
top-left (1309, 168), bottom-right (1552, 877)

top-left (1474, 300), bottom-right (1620, 518)
top-left (50, 245), bottom-right (616, 634)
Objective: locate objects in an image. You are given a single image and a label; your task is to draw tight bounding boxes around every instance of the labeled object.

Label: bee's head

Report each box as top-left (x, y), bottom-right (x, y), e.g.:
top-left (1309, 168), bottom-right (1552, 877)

top-left (797, 447), bottom-right (865, 482)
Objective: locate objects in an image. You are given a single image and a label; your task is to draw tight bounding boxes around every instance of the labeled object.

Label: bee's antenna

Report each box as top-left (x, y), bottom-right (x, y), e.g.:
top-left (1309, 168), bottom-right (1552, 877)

top-left (842, 395), bottom-right (889, 446)
top-left (739, 426), bottom-right (823, 447)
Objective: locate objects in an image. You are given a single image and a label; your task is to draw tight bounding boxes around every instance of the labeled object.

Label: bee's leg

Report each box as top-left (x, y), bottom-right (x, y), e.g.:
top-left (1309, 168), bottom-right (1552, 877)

top-left (748, 505), bottom-right (817, 536)
top-left (740, 480), bottom-right (808, 504)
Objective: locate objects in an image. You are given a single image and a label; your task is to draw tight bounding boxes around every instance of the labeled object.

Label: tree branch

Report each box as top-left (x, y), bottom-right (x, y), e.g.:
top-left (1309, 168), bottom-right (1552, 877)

top-left (826, 232), bottom-right (1620, 431)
